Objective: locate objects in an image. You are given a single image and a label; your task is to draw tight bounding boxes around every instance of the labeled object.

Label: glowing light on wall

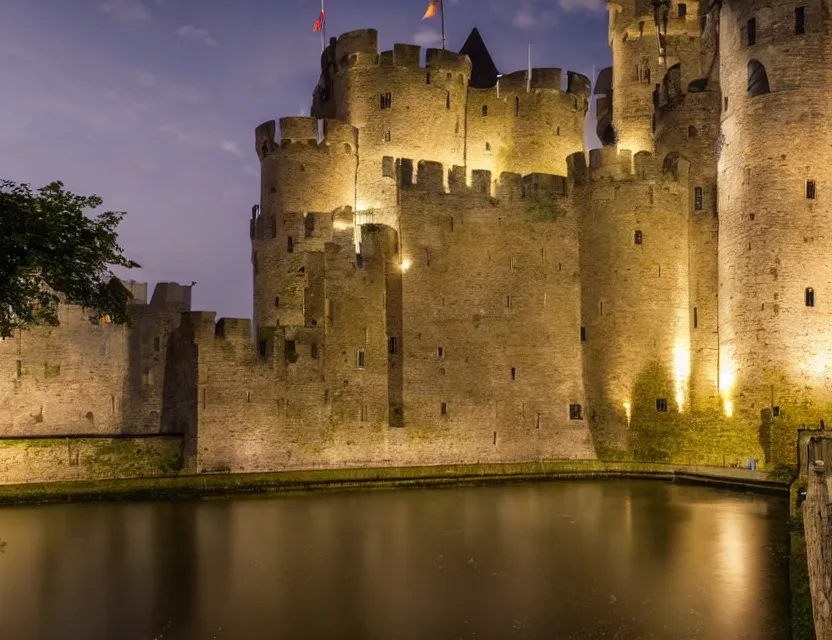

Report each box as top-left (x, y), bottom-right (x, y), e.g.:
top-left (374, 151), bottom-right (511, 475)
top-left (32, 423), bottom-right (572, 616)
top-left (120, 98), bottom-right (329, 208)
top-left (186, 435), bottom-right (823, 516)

top-left (401, 258), bottom-right (412, 272)
top-left (623, 401), bottom-right (632, 426)
top-left (673, 343), bottom-right (691, 412)
top-left (333, 220), bottom-right (353, 232)
top-left (719, 357), bottom-right (736, 418)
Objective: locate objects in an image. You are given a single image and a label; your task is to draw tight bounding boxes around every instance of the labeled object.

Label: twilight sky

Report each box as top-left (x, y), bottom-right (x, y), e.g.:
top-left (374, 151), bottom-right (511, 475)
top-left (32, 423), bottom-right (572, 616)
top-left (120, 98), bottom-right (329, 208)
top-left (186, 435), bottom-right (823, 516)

top-left (0, 0), bottom-right (610, 319)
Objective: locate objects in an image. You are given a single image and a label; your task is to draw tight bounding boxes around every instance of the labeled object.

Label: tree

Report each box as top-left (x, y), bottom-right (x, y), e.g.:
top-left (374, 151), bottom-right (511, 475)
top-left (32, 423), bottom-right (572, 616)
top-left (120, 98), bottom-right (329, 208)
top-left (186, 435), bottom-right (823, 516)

top-left (0, 180), bottom-right (140, 338)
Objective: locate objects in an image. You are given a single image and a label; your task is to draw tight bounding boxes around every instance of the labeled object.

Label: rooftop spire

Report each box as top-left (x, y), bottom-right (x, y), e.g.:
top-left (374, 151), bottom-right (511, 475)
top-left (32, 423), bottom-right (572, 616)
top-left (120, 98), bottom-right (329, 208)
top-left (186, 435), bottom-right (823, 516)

top-left (459, 27), bottom-right (499, 89)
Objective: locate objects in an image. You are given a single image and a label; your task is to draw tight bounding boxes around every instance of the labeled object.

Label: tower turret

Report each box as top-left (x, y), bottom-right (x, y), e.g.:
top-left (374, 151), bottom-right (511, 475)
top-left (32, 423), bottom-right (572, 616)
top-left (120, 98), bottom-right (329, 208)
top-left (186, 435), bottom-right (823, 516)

top-left (252, 117), bottom-right (358, 338)
top-left (717, 0), bottom-right (832, 462)
top-left (606, 0), bottom-right (705, 153)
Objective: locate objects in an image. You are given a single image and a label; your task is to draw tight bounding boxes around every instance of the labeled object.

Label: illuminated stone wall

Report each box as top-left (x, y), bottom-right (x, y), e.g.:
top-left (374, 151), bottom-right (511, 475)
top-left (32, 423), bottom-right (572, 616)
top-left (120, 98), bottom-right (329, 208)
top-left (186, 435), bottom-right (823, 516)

top-left (718, 0), bottom-right (832, 463)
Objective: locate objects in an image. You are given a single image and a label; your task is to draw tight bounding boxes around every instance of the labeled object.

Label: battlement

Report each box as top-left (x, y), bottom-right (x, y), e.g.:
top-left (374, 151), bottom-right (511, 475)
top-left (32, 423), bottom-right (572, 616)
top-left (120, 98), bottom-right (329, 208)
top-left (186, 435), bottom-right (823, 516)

top-left (334, 29), bottom-right (470, 73)
top-left (149, 282), bottom-right (192, 311)
top-left (214, 317), bottom-right (252, 342)
top-left (496, 69), bottom-right (591, 98)
top-left (495, 172), bottom-right (570, 200)
top-left (568, 148), bottom-right (688, 184)
top-left (255, 118), bottom-right (358, 160)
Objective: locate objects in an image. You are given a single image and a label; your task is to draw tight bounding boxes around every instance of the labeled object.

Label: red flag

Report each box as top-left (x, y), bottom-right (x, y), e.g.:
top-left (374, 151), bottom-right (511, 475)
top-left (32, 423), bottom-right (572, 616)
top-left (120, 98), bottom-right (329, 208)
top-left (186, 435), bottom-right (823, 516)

top-left (423, 0), bottom-right (437, 19)
top-left (313, 9), bottom-right (325, 32)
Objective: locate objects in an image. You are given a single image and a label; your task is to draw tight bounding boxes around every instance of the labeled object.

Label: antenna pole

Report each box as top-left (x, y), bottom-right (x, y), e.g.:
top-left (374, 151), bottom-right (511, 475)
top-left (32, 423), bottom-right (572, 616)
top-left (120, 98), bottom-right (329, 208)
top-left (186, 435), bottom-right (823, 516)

top-left (440, 0), bottom-right (446, 50)
top-left (321, 0), bottom-right (326, 52)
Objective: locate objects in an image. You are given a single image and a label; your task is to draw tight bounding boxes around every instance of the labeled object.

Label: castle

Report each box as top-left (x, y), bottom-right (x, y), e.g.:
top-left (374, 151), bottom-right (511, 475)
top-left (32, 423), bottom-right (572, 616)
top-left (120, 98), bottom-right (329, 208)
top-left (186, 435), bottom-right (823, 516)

top-left (1, 0), bottom-right (827, 481)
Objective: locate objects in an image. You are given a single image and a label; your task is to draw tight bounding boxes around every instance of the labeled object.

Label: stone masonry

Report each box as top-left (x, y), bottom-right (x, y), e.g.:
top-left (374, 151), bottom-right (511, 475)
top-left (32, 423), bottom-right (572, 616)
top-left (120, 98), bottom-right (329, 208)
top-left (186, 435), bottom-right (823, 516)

top-left (1, 0), bottom-right (829, 476)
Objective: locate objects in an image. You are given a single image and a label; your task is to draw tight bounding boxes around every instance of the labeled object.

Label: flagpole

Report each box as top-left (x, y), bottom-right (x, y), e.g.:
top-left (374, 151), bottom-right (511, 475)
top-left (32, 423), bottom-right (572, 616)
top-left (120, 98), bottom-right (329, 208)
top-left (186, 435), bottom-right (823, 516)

top-left (527, 44), bottom-right (531, 92)
top-left (321, 0), bottom-right (326, 52)
top-left (440, 0), bottom-right (446, 50)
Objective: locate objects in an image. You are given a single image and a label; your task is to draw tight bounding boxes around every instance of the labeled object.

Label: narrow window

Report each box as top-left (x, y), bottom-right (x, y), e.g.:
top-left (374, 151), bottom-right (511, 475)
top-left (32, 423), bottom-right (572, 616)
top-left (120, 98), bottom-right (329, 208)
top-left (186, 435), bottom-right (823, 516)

top-left (15, 360), bottom-right (22, 377)
top-left (580, 326), bottom-right (587, 342)
top-left (750, 214), bottom-right (755, 221)
top-left (569, 404), bottom-right (583, 420)
top-left (440, 402), bottom-right (448, 416)
top-left (438, 347), bottom-right (444, 359)
top-left (274, 296), bottom-right (280, 307)
top-left (287, 236), bottom-right (294, 253)
top-left (695, 186), bottom-right (704, 211)
top-left (485, 142), bottom-right (491, 151)
top-left (357, 349), bottom-right (366, 369)
top-left (556, 126), bottom-right (560, 136)
top-left (511, 367), bottom-right (516, 380)
top-left (693, 307), bottom-right (698, 328)
top-left (772, 406), bottom-right (781, 417)
top-left (449, 217), bottom-right (454, 232)
top-left (389, 336), bottom-right (398, 355)
top-left (153, 336), bottom-right (161, 352)
top-left (246, 391), bottom-right (251, 403)
top-left (482, 104), bottom-right (488, 116)
top-left (806, 288), bottom-right (815, 307)
top-left (688, 125), bottom-right (697, 138)
top-left (599, 301), bottom-right (604, 316)
top-left (634, 230), bottom-right (643, 245)
top-left (747, 60), bottom-right (770, 97)
top-left (258, 340), bottom-right (267, 357)
top-left (425, 248), bottom-right (431, 266)
top-left (747, 18), bottom-right (756, 46)
top-left (426, 72), bottom-right (431, 84)
top-left (384, 130), bottom-right (392, 142)
top-left (356, 253), bottom-right (364, 268)
top-left (678, 3), bottom-right (687, 17)
top-left (724, 96), bottom-right (729, 111)
top-left (380, 92), bottom-right (392, 109)
top-left (310, 343), bottom-right (318, 359)
top-left (304, 213), bottom-right (315, 238)
top-left (515, 96), bottom-right (520, 115)
top-left (506, 295), bottom-right (512, 308)
top-left (656, 398), bottom-right (668, 412)
top-left (796, 7), bottom-right (806, 35)
top-left (446, 92), bottom-right (451, 109)
top-left (360, 404), bottom-right (368, 422)
top-left (536, 413), bottom-right (541, 429)
top-left (807, 180), bottom-right (817, 200)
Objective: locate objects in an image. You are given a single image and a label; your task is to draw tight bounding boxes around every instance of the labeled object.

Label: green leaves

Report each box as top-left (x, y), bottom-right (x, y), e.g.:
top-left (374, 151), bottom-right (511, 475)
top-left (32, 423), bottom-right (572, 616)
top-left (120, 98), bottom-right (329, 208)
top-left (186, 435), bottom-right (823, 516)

top-left (0, 180), bottom-right (139, 338)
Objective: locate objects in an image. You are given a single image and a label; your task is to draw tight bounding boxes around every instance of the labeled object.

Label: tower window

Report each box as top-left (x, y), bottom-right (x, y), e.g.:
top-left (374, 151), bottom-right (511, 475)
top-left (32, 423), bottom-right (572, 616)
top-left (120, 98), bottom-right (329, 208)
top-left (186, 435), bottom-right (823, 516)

top-left (747, 17), bottom-right (757, 46)
top-left (569, 404), bottom-right (583, 420)
top-left (807, 180), bottom-right (817, 199)
top-left (485, 142), bottom-right (491, 151)
top-left (678, 3), bottom-right (687, 17)
top-left (258, 340), bottom-right (267, 357)
top-left (688, 125), bottom-right (697, 138)
top-left (515, 96), bottom-right (520, 115)
top-left (154, 336), bottom-right (161, 352)
top-left (446, 92), bottom-right (451, 109)
top-left (634, 230), bottom-right (643, 245)
top-left (310, 343), bottom-right (318, 359)
top-left (695, 186), bottom-right (704, 210)
top-left (482, 105), bottom-right (488, 116)
top-left (806, 288), bottom-right (815, 307)
top-left (511, 367), bottom-right (516, 380)
top-left (724, 96), bottom-right (729, 110)
top-left (747, 60), bottom-right (771, 96)
top-left (506, 295), bottom-right (512, 308)
top-left (438, 347), bottom-right (444, 359)
top-left (440, 402), bottom-right (448, 416)
top-left (580, 326), bottom-right (587, 342)
top-left (693, 307), bottom-right (698, 328)
top-left (796, 7), bottom-right (806, 35)
top-left (357, 350), bottom-right (365, 369)
top-left (388, 336), bottom-right (398, 355)
top-left (426, 72), bottom-right (431, 84)
top-left (384, 130), bottom-right (392, 142)
top-left (274, 296), bottom-right (280, 307)
top-left (656, 398), bottom-right (668, 412)
top-left (380, 92), bottom-right (392, 109)
top-left (287, 236), bottom-right (294, 253)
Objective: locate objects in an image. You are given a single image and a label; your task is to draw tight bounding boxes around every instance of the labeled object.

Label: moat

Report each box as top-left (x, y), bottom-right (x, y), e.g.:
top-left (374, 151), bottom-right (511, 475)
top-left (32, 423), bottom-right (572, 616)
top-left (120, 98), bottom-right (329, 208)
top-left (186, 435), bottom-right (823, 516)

top-left (0, 480), bottom-right (790, 640)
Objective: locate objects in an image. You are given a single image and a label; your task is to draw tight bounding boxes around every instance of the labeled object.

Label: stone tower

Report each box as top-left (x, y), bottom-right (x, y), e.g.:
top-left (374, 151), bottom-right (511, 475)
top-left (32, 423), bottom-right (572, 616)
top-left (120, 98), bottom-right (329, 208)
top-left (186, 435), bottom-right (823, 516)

top-left (251, 117), bottom-right (358, 339)
top-left (606, 0), bottom-right (705, 153)
top-left (717, 0), bottom-right (832, 461)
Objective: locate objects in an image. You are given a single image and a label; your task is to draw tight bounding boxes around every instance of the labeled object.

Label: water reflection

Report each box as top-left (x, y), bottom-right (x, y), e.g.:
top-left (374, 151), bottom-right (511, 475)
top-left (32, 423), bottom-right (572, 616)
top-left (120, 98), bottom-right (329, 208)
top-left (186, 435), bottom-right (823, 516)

top-left (0, 481), bottom-right (790, 639)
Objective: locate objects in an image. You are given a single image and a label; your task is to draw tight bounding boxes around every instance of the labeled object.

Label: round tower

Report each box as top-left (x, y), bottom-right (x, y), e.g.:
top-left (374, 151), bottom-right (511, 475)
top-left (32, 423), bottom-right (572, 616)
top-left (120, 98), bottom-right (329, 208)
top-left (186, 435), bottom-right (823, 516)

top-left (717, 0), bottom-right (832, 462)
top-left (573, 147), bottom-right (691, 450)
top-left (466, 69), bottom-right (590, 181)
top-left (654, 77), bottom-right (721, 411)
top-left (330, 30), bottom-right (471, 225)
top-left (606, 0), bottom-right (704, 153)
top-left (252, 117), bottom-right (357, 334)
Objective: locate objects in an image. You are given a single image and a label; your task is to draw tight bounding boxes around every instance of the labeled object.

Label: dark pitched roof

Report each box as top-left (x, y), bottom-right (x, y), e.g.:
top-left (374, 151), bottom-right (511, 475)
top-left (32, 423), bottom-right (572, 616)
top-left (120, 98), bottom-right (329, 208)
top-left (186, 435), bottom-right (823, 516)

top-left (459, 28), bottom-right (499, 89)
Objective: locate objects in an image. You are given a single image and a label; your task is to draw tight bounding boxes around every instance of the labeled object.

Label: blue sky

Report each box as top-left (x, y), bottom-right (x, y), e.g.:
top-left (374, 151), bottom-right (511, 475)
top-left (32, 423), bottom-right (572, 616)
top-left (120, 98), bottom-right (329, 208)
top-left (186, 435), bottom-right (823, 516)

top-left (0, 0), bottom-right (610, 319)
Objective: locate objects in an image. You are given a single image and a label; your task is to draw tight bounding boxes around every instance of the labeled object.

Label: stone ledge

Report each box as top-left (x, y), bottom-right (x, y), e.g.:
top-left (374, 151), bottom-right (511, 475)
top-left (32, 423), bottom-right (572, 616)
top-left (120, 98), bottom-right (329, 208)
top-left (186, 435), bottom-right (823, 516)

top-left (0, 460), bottom-right (787, 506)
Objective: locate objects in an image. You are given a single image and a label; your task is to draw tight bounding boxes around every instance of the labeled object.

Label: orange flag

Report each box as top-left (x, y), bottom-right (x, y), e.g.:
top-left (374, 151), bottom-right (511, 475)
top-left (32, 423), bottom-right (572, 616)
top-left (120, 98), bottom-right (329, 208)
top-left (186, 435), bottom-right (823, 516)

top-left (313, 9), bottom-right (325, 32)
top-left (422, 0), bottom-right (438, 19)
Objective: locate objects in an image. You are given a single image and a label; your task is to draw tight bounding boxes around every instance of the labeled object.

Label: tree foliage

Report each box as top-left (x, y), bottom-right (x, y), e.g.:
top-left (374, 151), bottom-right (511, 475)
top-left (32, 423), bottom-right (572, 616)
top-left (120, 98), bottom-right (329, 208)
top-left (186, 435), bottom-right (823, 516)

top-left (0, 180), bottom-right (139, 338)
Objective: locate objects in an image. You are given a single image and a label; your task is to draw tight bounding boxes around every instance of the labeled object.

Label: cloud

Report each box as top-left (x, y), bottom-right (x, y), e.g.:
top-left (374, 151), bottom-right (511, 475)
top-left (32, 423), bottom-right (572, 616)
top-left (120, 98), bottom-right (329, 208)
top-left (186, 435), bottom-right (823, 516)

top-left (557, 0), bottom-right (605, 12)
top-left (156, 123), bottom-right (245, 159)
top-left (176, 25), bottom-right (218, 46)
top-left (510, 2), bottom-right (559, 30)
top-left (243, 165), bottom-right (260, 178)
top-left (220, 140), bottom-right (243, 157)
top-left (99, 0), bottom-right (151, 22)
top-left (512, 7), bottom-right (537, 29)
top-left (413, 27), bottom-right (442, 46)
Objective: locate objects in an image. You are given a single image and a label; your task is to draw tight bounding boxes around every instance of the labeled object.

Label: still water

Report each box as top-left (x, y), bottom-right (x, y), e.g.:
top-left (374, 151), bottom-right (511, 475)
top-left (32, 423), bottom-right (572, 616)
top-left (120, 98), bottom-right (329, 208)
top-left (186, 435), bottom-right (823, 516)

top-left (0, 480), bottom-right (790, 640)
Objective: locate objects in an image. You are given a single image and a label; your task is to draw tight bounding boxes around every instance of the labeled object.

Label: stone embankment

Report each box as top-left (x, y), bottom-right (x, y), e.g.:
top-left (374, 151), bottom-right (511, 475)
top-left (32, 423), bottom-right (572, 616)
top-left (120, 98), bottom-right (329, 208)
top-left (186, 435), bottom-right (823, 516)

top-left (804, 459), bottom-right (832, 639)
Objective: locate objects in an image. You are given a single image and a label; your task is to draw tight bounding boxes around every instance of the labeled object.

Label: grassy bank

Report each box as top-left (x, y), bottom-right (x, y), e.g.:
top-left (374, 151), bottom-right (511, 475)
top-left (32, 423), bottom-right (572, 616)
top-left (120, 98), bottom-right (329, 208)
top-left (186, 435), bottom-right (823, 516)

top-left (0, 459), bottom-right (787, 506)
